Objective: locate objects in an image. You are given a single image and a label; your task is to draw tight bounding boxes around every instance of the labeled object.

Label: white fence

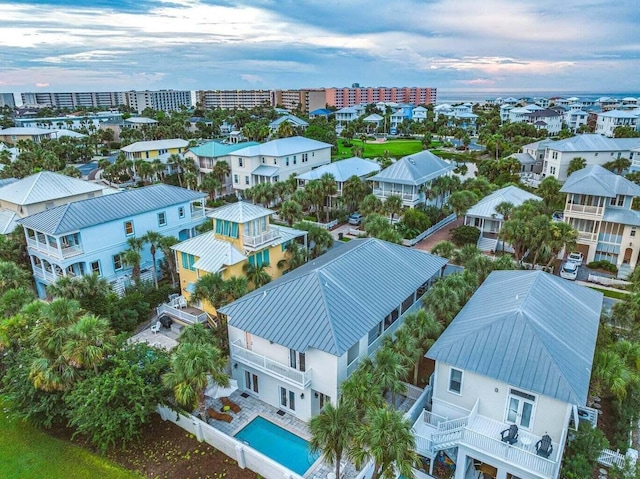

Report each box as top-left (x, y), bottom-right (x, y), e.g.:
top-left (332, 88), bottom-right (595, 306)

top-left (156, 404), bottom-right (305, 479)
top-left (598, 448), bottom-right (638, 469)
top-left (302, 219), bottom-right (339, 230)
top-left (588, 274), bottom-right (631, 289)
top-left (402, 213), bottom-right (457, 247)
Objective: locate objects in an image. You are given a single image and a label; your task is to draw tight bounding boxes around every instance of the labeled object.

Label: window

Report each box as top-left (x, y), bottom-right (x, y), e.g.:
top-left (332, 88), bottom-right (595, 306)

top-left (90, 260), bottom-right (101, 276)
top-left (448, 368), bottom-right (463, 394)
top-left (347, 342), bottom-right (359, 365)
top-left (302, 153), bottom-right (308, 162)
top-left (238, 158), bottom-right (244, 167)
top-left (245, 175), bottom-right (249, 185)
top-left (368, 322), bottom-right (383, 345)
top-left (178, 206), bottom-right (185, 218)
top-left (632, 229), bottom-right (636, 237)
top-left (234, 174), bottom-right (239, 183)
top-left (273, 158), bottom-right (277, 165)
top-left (113, 254), bottom-right (122, 271)
top-left (45, 201), bottom-right (55, 209)
top-left (280, 386), bottom-right (296, 411)
top-left (248, 249), bottom-right (270, 267)
top-left (124, 220), bottom-right (134, 236)
top-left (215, 220), bottom-right (239, 238)
top-left (286, 157), bottom-right (290, 166)
top-left (609, 195), bottom-right (624, 207)
top-left (289, 349), bottom-right (306, 372)
top-left (157, 211), bottom-right (167, 227)
top-left (180, 252), bottom-right (196, 271)
top-left (293, 155), bottom-right (297, 165)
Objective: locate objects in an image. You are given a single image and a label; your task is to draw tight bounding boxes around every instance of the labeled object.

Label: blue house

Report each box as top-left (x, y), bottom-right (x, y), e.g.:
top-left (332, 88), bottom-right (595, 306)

top-left (17, 184), bottom-right (207, 297)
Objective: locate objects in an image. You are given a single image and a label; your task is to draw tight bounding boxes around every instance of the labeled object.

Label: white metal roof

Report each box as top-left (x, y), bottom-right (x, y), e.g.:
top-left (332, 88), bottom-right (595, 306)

top-left (0, 171), bottom-right (104, 206)
top-left (121, 138), bottom-right (188, 153)
top-left (207, 201), bottom-right (274, 223)
top-left (368, 150), bottom-right (454, 186)
top-left (230, 136), bottom-right (332, 158)
top-left (171, 232), bottom-right (246, 273)
top-left (561, 165), bottom-right (640, 197)
top-left (0, 127), bottom-right (52, 135)
top-left (296, 157), bottom-right (380, 182)
top-left (466, 186), bottom-right (541, 220)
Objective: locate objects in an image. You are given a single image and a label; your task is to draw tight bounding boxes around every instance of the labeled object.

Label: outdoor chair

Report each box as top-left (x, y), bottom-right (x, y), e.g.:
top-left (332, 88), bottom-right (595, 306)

top-left (177, 296), bottom-right (187, 309)
top-left (221, 397), bottom-right (241, 413)
top-left (536, 434), bottom-right (553, 458)
top-left (150, 321), bottom-right (161, 334)
top-left (207, 408), bottom-right (232, 423)
top-left (500, 424), bottom-right (519, 445)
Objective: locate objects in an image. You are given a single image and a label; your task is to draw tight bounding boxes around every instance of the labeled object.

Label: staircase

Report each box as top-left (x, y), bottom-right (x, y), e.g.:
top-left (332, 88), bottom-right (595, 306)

top-left (618, 264), bottom-right (632, 280)
top-left (477, 236), bottom-right (498, 252)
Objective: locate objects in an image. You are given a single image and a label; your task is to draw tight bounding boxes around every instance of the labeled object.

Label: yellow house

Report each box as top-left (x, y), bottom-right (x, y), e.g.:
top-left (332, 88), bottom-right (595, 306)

top-left (171, 202), bottom-right (307, 316)
top-left (120, 138), bottom-right (188, 161)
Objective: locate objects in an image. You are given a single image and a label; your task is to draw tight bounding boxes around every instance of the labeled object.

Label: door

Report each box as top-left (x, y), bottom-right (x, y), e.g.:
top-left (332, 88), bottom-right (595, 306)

top-left (244, 371), bottom-right (259, 394)
top-left (279, 387), bottom-right (296, 412)
top-left (506, 389), bottom-right (535, 429)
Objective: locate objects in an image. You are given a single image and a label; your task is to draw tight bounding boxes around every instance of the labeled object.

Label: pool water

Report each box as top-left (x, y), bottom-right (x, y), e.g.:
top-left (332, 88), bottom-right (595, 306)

top-left (234, 416), bottom-right (319, 475)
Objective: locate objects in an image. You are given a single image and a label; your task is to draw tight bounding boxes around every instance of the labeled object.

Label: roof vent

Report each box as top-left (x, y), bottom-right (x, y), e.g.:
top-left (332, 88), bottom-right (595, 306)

top-left (408, 158), bottom-right (415, 165)
top-left (515, 294), bottom-right (519, 300)
top-left (262, 291), bottom-right (266, 298)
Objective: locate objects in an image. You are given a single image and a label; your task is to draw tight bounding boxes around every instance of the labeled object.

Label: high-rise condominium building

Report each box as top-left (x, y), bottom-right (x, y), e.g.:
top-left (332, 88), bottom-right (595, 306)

top-left (196, 90), bottom-right (272, 110)
top-left (126, 90), bottom-right (192, 114)
top-left (324, 86), bottom-right (437, 108)
top-left (271, 89), bottom-right (326, 113)
top-left (0, 93), bottom-right (16, 109)
top-left (21, 91), bottom-right (127, 109)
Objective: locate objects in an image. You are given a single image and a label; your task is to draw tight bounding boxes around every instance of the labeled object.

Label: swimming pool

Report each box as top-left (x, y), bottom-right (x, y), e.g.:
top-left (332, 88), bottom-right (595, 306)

top-left (234, 416), bottom-right (319, 475)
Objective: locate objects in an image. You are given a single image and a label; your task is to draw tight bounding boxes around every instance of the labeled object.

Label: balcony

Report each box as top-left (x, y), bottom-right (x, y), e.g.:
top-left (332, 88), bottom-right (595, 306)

top-left (578, 231), bottom-right (598, 243)
top-left (413, 407), bottom-right (559, 478)
top-left (373, 189), bottom-right (420, 203)
top-left (156, 303), bottom-right (208, 326)
top-left (565, 203), bottom-right (604, 217)
top-left (27, 239), bottom-right (83, 259)
top-left (243, 229), bottom-right (281, 249)
top-left (33, 269), bottom-right (63, 282)
top-left (230, 339), bottom-right (312, 389)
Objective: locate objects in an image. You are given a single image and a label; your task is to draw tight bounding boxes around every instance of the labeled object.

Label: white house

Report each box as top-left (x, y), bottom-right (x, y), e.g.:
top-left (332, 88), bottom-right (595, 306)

top-left (414, 270), bottom-right (602, 479)
top-left (334, 106), bottom-right (364, 127)
top-left (218, 238), bottom-right (447, 421)
top-left (227, 136), bottom-right (332, 191)
top-left (595, 110), bottom-right (640, 137)
top-left (524, 109), bottom-right (563, 135)
top-left (268, 115), bottom-right (309, 133)
top-left (412, 106), bottom-right (428, 122)
top-left (368, 150), bottom-right (455, 208)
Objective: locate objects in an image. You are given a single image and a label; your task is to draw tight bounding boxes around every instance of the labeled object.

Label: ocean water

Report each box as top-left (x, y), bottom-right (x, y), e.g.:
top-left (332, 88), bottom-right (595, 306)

top-left (436, 91), bottom-right (640, 104)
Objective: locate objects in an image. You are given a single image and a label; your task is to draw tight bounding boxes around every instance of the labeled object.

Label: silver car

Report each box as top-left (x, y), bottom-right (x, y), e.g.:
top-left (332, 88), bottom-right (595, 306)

top-left (560, 261), bottom-right (578, 280)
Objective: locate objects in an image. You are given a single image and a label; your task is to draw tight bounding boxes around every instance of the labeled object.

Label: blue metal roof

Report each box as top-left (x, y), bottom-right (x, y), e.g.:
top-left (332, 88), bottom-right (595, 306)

top-left (187, 141), bottom-right (259, 158)
top-left (220, 238), bottom-right (447, 356)
top-left (561, 165), bottom-right (640, 197)
top-left (368, 150), bottom-right (455, 186)
top-left (17, 184), bottom-right (206, 235)
top-left (427, 270), bottom-right (602, 405)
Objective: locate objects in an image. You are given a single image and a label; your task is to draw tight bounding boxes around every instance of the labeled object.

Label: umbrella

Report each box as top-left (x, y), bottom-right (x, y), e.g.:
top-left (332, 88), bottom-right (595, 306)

top-left (205, 379), bottom-right (238, 399)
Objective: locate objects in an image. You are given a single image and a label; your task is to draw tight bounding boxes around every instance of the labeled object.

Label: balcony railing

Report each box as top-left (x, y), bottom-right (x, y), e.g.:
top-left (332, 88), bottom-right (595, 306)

top-left (373, 189), bottom-right (419, 202)
top-left (156, 303), bottom-right (208, 325)
top-left (33, 269), bottom-right (63, 282)
top-left (566, 203), bottom-right (604, 217)
top-left (231, 340), bottom-right (312, 389)
top-left (243, 229), bottom-right (281, 249)
top-left (27, 239), bottom-right (83, 259)
top-left (578, 231), bottom-right (598, 243)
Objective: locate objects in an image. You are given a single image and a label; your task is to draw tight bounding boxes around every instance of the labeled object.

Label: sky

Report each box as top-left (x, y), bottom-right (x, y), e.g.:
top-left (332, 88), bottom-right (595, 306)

top-left (0, 0), bottom-right (639, 97)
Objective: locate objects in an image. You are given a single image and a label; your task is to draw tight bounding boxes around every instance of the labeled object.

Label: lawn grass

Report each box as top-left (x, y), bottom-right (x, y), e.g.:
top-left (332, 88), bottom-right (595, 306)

top-left (334, 139), bottom-right (423, 159)
top-left (586, 286), bottom-right (630, 300)
top-left (0, 405), bottom-right (141, 479)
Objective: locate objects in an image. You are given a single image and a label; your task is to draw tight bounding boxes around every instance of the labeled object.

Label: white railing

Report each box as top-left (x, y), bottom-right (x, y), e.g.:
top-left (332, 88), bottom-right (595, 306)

top-left (34, 269), bottom-right (62, 282)
top-left (421, 410), bottom-right (449, 428)
top-left (230, 340), bottom-right (312, 388)
top-left (27, 238), bottom-right (84, 259)
top-left (299, 219), bottom-right (338, 230)
top-left (566, 203), bottom-right (604, 216)
top-left (588, 274), bottom-right (631, 289)
top-left (349, 228), bottom-right (366, 237)
top-left (373, 189), bottom-right (419, 202)
top-left (578, 231), bottom-right (598, 242)
top-left (402, 213), bottom-right (457, 247)
top-left (403, 382), bottom-right (424, 401)
top-left (243, 229), bottom-right (281, 248)
top-left (191, 208), bottom-right (205, 218)
top-left (598, 448), bottom-right (629, 469)
top-left (156, 303), bottom-right (208, 325)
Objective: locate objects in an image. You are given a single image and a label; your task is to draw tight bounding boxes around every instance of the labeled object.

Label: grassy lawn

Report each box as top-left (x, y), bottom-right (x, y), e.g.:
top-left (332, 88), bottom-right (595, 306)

top-left (586, 286), bottom-right (630, 300)
top-left (0, 407), bottom-right (141, 479)
top-left (334, 139), bottom-right (423, 159)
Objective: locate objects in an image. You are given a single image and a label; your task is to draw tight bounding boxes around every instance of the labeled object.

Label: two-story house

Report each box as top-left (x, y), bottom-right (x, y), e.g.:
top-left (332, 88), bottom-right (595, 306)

top-left (0, 171), bottom-right (107, 234)
top-left (172, 201), bottom-right (307, 316)
top-left (17, 184), bottom-right (207, 298)
top-left (121, 138), bottom-right (189, 161)
top-left (524, 109), bottom-right (563, 135)
top-left (561, 165), bottom-right (640, 278)
top-left (184, 140), bottom-right (259, 192)
top-left (268, 115), bottom-right (309, 134)
top-left (368, 150), bottom-right (455, 208)
top-left (0, 127), bottom-right (53, 145)
top-left (414, 270), bottom-right (602, 479)
top-left (596, 110), bottom-right (639, 137)
top-left (334, 106), bottom-right (364, 128)
top-left (218, 238), bottom-right (447, 422)
top-left (227, 136), bottom-right (332, 192)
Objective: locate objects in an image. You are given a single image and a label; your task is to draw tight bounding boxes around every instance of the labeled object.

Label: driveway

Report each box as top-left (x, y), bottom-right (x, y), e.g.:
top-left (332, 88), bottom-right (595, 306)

top-left (414, 217), bottom-right (463, 252)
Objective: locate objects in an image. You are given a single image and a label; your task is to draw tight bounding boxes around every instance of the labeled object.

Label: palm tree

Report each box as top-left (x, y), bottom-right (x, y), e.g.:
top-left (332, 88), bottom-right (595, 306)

top-left (350, 407), bottom-right (417, 479)
top-left (340, 363), bottom-right (383, 421)
top-left (177, 323), bottom-right (218, 347)
top-left (201, 172), bottom-right (222, 201)
top-left (359, 194), bottom-right (383, 216)
top-left (448, 190), bottom-right (478, 217)
top-left (0, 260), bottom-right (32, 294)
top-left (567, 157), bottom-right (587, 177)
top-left (383, 195), bottom-right (403, 223)
top-left (162, 341), bottom-right (229, 419)
top-left (302, 224), bottom-right (334, 258)
top-left (243, 262), bottom-right (271, 289)
top-left (430, 240), bottom-right (455, 258)
top-left (63, 314), bottom-right (115, 375)
top-left (157, 236), bottom-right (179, 287)
top-left (374, 345), bottom-right (407, 407)
top-left (310, 402), bottom-right (358, 479)
top-left (192, 272), bottom-right (227, 310)
top-left (424, 283), bottom-right (461, 326)
top-left (403, 309), bottom-right (442, 384)
top-left (305, 180), bottom-right (325, 222)
top-left (279, 200), bottom-right (303, 226)
top-left (276, 121), bottom-right (295, 138)
top-left (121, 236), bottom-right (144, 284)
top-left (320, 173), bottom-right (338, 222)
top-left (277, 242), bottom-right (308, 272)
top-left (212, 161), bottom-right (231, 194)
top-left (142, 231), bottom-right (163, 289)
top-left (342, 175), bottom-right (369, 212)
top-left (224, 276), bottom-right (248, 302)
top-left (168, 153), bottom-right (186, 187)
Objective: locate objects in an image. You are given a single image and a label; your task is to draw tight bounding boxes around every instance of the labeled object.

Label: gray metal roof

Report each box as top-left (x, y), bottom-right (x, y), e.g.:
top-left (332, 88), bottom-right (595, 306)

top-left (230, 136), bottom-right (332, 158)
top-left (509, 153), bottom-right (537, 165)
top-left (603, 208), bottom-right (640, 227)
top-left (547, 134), bottom-right (640, 152)
top-left (0, 171), bottom-right (104, 205)
top-left (171, 232), bottom-right (246, 273)
top-left (251, 165), bottom-right (280, 177)
top-left (0, 209), bottom-right (19, 234)
top-left (426, 270), bottom-right (602, 405)
top-left (207, 201), bottom-right (273, 223)
top-left (17, 184), bottom-right (206, 235)
top-left (561, 165), bottom-right (640, 197)
top-left (368, 150), bottom-right (455, 186)
top-left (466, 186), bottom-right (541, 220)
top-left (296, 157), bottom-right (380, 182)
top-left (220, 238), bottom-right (447, 356)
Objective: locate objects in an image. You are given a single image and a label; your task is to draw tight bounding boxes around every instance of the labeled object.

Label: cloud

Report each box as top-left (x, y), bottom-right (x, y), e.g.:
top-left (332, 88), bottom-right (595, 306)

top-left (240, 74), bottom-right (265, 84)
top-left (35, 82), bottom-right (50, 87)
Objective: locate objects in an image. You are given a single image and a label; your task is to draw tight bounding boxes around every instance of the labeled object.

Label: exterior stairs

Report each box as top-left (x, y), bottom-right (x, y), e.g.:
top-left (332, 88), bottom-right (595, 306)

top-left (477, 236), bottom-right (498, 252)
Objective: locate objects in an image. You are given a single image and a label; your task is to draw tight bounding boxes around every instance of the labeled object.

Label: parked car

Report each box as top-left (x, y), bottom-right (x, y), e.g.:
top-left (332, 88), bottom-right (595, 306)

top-left (551, 211), bottom-right (564, 222)
top-left (567, 252), bottom-right (584, 265)
top-left (560, 261), bottom-right (579, 280)
top-left (348, 213), bottom-right (364, 225)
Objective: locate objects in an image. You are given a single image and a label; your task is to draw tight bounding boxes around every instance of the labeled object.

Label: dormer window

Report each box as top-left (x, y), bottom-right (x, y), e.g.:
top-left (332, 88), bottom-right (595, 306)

top-left (215, 219), bottom-right (239, 238)
top-left (610, 195), bottom-right (624, 207)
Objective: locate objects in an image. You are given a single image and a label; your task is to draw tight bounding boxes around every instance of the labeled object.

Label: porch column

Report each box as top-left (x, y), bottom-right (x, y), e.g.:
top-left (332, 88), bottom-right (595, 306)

top-left (453, 452), bottom-right (467, 479)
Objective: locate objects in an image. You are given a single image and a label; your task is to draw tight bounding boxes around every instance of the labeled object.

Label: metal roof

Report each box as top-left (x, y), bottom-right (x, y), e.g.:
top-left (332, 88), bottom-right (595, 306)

top-left (0, 127), bottom-right (52, 135)
top-left (426, 270), bottom-right (602, 405)
top-left (230, 136), bottom-right (332, 158)
top-left (17, 184), bottom-right (206, 235)
top-left (0, 171), bottom-right (104, 205)
top-left (560, 165), bottom-right (640, 197)
top-left (546, 134), bottom-right (640, 152)
top-left (598, 109), bottom-right (640, 118)
top-left (466, 186), bottom-right (541, 220)
top-left (269, 115), bottom-right (309, 128)
top-left (296, 157), bottom-right (380, 182)
top-left (121, 139), bottom-right (188, 153)
top-left (363, 114), bottom-right (383, 121)
top-left (251, 165), bottom-right (280, 177)
top-left (0, 209), bottom-right (19, 234)
top-left (220, 238), bottom-right (447, 356)
top-left (207, 201), bottom-right (274, 223)
top-left (509, 153), bottom-right (537, 165)
top-left (171, 233), bottom-right (246, 273)
top-left (368, 150), bottom-right (455, 186)
top-left (187, 141), bottom-right (259, 158)
top-left (603, 208), bottom-right (640, 227)
top-left (124, 117), bottom-right (158, 124)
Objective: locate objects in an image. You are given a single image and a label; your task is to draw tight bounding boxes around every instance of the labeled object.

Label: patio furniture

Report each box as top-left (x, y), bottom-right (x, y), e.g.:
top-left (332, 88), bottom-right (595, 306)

top-left (221, 396), bottom-right (241, 413)
top-left (150, 321), bottom-right (161, 334)
top-left (177, 296), bottom-right (187, 309)
top-left (500, 424), bottom-right (519, 445)
top-left (536, 434), bottom-right (553, 458)
top-left (207, 408), bottom-right (232, 423)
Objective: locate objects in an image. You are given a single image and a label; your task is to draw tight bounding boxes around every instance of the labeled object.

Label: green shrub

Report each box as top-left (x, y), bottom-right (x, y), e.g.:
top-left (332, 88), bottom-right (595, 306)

top-left (450, 225), bottom-right (480, 246)
top-left (587, 260), bottom-right (618, 273)
top-left (402, 208), bottom-right (431, 233)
